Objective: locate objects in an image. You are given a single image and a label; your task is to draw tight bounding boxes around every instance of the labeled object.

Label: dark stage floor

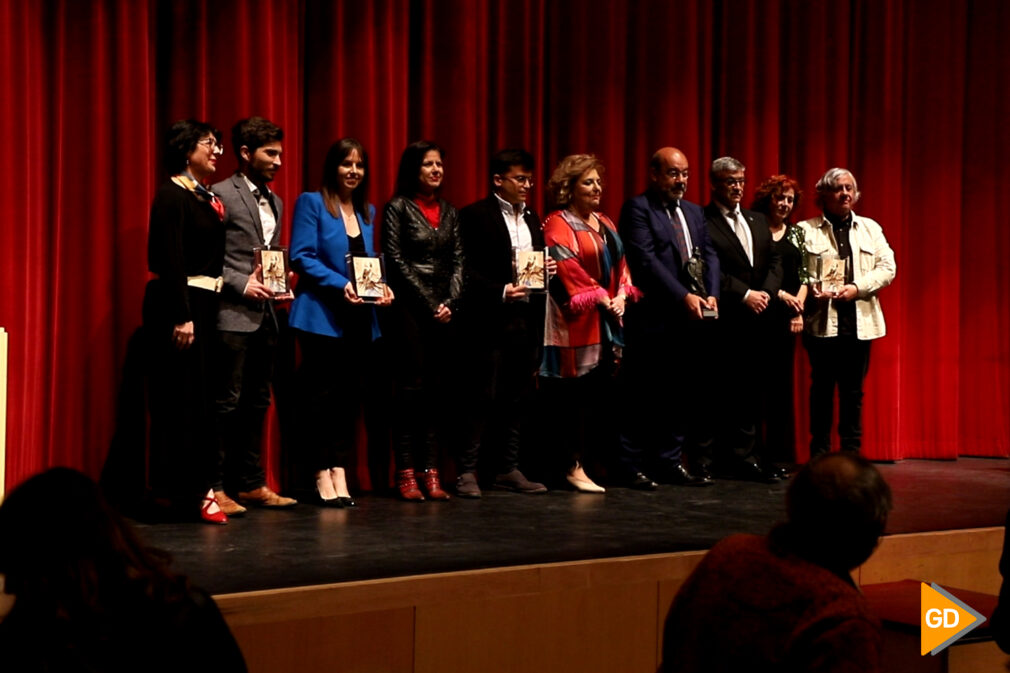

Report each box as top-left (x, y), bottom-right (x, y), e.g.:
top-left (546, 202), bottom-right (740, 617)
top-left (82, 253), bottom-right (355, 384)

top-left (135, 458), bottom-right (1010, 595)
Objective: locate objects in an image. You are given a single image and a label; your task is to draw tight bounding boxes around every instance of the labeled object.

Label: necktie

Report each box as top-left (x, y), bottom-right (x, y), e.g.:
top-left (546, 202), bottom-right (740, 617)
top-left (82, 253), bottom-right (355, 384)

top-left (732, 211), bottom-right (752, 265)
top-left (669, 201), bottom-right (689, 266)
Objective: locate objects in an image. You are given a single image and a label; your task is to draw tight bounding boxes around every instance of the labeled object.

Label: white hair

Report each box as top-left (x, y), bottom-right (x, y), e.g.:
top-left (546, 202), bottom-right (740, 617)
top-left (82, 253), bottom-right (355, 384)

top-left (815, 167), bottom-right (861, 206)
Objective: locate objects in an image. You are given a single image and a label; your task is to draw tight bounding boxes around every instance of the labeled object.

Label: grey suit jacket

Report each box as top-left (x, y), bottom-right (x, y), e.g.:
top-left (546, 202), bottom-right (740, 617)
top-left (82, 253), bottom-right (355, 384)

top-left (212, 173), bottom-right (284, 332)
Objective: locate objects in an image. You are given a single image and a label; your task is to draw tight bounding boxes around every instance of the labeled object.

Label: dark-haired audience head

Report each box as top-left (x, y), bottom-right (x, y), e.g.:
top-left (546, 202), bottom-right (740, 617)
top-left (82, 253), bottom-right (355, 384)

top-left (164, 119), bottom-right (222, 177)
top-left (776, 453), bottom-right (892, 573)
top-left (752, 174), bottom-right (803, 226)
top-left (710, 156), bottom-right (746, 210)
top-left (0, 468), bottom-right (176, 618)
top-left (395, 140), bottom-right (444, 198)
top-left (549, 154), bottom-right (604, 210)
top-left (321, 138), bottom-right (370, 220)
top-left (231, 116), bottom-right (283, 185)
top-left (490, 149), bottom-right (535, 207)
top-left (815, 167), bottom-right (861, 216)
top-left (649, 147), bottom-right (690, 203)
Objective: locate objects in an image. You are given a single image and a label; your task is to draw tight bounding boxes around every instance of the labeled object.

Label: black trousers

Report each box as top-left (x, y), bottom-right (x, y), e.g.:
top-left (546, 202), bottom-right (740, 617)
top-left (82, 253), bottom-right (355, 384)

top-left (295, 329), bottom-right (387, 475)
top-left (617, 319), bottom-right (718, 477)
top-left (803, 333), bottom-right (872, 455)
top-left (142, 280), bottom-right (218, 508)
top-left (387, 306), bottom-right (460, 472)
top-left (213, 319), bottom-right (277, 493)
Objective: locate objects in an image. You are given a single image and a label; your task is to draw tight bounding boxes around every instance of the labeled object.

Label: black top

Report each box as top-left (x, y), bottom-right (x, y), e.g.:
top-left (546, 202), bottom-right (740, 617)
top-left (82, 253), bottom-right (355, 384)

top-left (147, 180), bottom-right (224, 324)
top-left (827, 213), bottom-right (856, 336)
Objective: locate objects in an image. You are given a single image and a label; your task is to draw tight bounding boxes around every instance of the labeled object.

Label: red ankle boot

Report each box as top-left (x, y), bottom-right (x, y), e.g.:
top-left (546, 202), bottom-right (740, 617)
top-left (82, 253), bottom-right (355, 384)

top-left (422, 468), bottom-right (451, 500)
top-left (397, 469), bottom-right (425, 501)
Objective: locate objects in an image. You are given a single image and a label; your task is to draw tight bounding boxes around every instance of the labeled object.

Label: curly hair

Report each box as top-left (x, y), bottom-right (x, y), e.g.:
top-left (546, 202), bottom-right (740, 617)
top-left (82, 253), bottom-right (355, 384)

top-left (548, 154), bottom-right (604, 208)
top-left (751, 174), bottom-right (803, 224)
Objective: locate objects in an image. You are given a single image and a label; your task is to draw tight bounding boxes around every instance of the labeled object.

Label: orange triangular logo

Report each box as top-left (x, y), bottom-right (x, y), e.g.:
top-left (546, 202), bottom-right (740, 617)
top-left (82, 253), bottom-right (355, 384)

top-left (920, 582), bottom-right (986, 655)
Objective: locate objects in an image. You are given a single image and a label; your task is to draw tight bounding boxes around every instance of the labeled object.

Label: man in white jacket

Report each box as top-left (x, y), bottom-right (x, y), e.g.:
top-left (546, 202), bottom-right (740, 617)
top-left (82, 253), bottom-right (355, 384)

top-left (798, 168), bottom-right (896, 456)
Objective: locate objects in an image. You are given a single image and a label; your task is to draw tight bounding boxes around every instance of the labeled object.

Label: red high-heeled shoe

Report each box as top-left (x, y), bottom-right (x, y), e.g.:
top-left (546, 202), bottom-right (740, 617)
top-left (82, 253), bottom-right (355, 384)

top-left (201, 490), bottom-right (228, 525)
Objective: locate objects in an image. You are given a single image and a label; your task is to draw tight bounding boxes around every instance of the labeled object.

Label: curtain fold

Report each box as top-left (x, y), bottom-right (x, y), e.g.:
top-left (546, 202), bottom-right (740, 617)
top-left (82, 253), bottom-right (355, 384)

top-left (1, 0), bottom-right (1007, 491)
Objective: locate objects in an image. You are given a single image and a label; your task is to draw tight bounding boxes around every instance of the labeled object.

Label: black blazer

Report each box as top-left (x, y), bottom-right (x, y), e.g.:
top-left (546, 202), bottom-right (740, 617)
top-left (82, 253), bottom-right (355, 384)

top-left (459, 195), bottom-right (544, 310)
top-left (703, 202), bottom-right (782, 322)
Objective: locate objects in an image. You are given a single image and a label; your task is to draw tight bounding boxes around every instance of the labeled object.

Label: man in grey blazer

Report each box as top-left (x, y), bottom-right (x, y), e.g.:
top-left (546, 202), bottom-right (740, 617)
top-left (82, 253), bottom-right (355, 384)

top-left (212, 117), bottom-right (296, 514)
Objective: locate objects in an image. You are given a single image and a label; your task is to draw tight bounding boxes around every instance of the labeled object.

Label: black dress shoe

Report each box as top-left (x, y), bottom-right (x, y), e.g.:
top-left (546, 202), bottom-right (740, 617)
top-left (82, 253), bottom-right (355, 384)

top-left (629, 472), bottom-right (658, 491)
top-left (734, 460), bottom-right (780, 484)
top-left (765, 464), bottom-right (790, 480)
top-left (657, 463), bottom-right (713, 487)
top-left (689, 463), bottom-right (714, 482)
top-left (337, 496), bottom-right (356, 507)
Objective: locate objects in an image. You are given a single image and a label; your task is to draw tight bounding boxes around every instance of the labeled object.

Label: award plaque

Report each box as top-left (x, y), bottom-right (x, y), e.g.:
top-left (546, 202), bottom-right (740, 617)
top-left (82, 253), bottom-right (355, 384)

top-left (346, 253), bottom-right (387, 302)
top-left (513, 248), bottom-right (548, 292)
top-left (253, 246), bottom-right (292, 298)
top-left (808, 254), bottom-right (848, 295)
top-left (685, 247), bottom-right (718, 319)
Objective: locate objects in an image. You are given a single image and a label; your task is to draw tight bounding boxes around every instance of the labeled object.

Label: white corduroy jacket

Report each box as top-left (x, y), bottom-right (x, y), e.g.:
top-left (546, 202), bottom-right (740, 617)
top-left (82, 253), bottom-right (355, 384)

top-left (797, 213), bottom-right (896, 340)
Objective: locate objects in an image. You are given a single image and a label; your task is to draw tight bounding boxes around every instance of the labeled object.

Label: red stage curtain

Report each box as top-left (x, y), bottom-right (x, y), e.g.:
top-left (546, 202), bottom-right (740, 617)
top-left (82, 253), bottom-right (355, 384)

top-left (1, 0), bottom-right (1007, 491)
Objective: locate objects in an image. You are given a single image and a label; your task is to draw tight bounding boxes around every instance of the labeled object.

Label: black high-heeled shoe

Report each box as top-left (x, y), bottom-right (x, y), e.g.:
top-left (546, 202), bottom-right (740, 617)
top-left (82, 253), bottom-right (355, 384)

top-left (337, 496), bottom-right (356, 507)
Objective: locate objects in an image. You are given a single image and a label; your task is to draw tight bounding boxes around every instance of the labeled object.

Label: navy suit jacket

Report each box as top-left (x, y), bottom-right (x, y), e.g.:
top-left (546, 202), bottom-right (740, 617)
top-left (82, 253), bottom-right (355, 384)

top-left (619, 190), bottom-right (720, 336)
top-left (212, 173), bottom-right (283, 332)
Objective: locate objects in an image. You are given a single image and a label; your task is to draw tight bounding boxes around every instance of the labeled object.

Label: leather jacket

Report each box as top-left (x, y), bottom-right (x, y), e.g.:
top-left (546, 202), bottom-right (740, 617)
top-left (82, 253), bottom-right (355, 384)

top-left (381, 195), bottom-right (464, 315)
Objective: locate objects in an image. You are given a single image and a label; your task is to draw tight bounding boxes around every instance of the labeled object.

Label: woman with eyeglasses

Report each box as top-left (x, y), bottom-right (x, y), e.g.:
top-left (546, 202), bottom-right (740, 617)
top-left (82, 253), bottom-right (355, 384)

top-left (540, 154), bottom-right (639, 493)
top-left (380, 141), bottom-right (462, 501)
top-left (144, 119), bottom-right (229, 524)
top-left (289, 138), bottom-right (393, 507)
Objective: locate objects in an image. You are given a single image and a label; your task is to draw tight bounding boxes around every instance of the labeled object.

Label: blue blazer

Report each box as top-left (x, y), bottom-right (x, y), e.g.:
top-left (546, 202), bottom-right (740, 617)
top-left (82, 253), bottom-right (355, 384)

top-left (618, 190), bottom-right (720, 335)
top-left (288, 191), bottom-right (381, 340)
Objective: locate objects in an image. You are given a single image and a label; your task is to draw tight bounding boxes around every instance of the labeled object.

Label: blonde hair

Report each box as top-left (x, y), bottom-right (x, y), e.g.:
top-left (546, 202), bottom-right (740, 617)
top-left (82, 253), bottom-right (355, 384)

top-left (548, 154), bottom-right (604, 208)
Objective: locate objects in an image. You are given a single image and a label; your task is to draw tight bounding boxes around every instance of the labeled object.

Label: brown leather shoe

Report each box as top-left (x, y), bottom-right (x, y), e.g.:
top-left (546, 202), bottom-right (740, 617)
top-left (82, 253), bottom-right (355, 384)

top-left (397, 469), bottom-right (425, 501)
top-left (421, 468), bottom-right (451, 500)
top-left (214, 491), bottom-right (247, 516)
top-left (237, 486), bottom-right (297, 508)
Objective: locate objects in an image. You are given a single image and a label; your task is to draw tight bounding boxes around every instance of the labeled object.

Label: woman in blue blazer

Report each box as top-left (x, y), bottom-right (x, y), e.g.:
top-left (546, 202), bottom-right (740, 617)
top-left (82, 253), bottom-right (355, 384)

top-left (289, 138), bottom-right (393, 506)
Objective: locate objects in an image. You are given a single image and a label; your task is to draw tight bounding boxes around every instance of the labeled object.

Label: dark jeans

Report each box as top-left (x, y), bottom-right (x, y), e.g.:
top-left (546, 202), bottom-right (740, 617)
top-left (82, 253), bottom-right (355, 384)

top-left (803, 333), bottom-right (872, 455)
top-left (459, 312), bottom-right (540, 475)
top-left (213, 319), bottom-right (277, 492)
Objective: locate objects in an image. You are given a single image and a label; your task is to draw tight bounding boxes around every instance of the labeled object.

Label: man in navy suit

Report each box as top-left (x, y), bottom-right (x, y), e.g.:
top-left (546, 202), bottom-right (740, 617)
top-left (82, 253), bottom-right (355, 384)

top-left (703, 156), bottom-right (784, 482)
top-left (211, 117), bottom-right (296, 513)
top-left (617, 147), bottom-right (719, 488)
top-left (457, 149), bottom-right (551, 498)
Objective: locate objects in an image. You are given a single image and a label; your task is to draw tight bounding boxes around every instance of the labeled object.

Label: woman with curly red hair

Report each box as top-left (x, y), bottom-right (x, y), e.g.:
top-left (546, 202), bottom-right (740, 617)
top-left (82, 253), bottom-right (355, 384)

top-left (751, 175), bottom-right (806, 462)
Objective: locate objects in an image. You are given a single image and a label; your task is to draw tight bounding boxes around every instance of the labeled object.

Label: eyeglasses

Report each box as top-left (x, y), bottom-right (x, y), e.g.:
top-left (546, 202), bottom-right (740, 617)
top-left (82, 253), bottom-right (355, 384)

top-left (721, 178), bottom-right (746, 187)
top-left (502, 175), bottom-right (534, 187)
top-left (198, 137), bottom-right (225, 156)
top-left (664, 169), bottom-right (689, 179)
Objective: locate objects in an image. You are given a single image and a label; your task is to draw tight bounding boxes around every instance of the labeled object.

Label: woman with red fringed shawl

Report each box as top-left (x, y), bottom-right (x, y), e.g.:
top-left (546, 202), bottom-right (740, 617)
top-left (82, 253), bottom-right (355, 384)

top-left (540, 154), bottom-right (640, 493)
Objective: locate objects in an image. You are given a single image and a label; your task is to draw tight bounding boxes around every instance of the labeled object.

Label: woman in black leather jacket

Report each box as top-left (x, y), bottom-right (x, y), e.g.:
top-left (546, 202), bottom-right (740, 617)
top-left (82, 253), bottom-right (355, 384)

top-left (381, 141), bottom-right (463, 501)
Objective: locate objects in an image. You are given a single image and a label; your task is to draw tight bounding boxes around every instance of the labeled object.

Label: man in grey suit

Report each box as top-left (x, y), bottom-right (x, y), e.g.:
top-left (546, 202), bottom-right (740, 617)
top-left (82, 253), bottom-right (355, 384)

top-left (212, 117), bottom-right (296, 514)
